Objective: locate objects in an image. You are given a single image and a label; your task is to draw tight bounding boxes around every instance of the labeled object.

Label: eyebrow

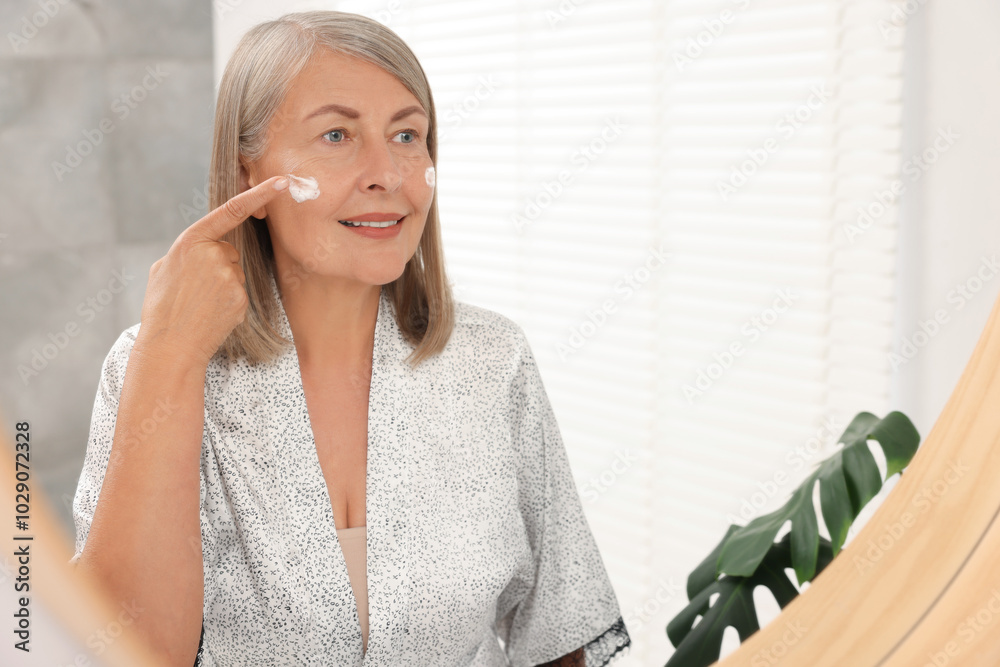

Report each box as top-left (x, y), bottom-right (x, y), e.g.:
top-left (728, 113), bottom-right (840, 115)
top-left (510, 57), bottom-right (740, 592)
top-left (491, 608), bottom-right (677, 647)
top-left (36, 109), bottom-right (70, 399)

top-left (304, 103), bottom-right (427, 123)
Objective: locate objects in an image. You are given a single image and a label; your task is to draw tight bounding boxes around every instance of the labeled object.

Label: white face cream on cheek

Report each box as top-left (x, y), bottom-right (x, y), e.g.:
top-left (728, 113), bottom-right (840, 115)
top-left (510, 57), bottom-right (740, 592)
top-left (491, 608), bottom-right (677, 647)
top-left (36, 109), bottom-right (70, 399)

top-left (285, 174), bottom-right (320, 203)
top-left (425, 166), bottom-right (436, 188)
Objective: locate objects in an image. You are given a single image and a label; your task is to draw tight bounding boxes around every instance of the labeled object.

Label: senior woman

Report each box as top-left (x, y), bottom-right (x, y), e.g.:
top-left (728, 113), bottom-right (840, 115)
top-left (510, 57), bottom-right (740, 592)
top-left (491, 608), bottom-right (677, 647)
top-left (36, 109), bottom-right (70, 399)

top-left (69, 10), bottom-right (630, 667)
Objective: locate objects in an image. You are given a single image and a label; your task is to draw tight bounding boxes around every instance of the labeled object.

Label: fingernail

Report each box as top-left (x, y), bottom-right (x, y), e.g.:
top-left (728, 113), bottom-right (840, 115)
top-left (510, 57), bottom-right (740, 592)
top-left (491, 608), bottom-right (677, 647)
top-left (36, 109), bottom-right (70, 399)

top-left (274, 177), bottom-right (289, 190)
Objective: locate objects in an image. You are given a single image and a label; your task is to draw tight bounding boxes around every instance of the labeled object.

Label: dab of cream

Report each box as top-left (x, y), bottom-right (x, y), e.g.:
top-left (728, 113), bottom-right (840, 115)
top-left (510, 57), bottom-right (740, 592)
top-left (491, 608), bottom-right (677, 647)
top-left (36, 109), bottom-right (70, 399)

top-left (425, 166), bottom-right (436, 188)
top-left (286, 174), bottom-right (320, 203)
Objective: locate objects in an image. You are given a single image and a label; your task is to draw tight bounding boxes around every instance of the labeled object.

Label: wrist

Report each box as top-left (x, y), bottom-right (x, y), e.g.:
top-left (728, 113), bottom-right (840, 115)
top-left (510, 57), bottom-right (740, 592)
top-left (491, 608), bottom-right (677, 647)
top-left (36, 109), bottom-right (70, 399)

top-left (133, 329), bottom-right (213, 372)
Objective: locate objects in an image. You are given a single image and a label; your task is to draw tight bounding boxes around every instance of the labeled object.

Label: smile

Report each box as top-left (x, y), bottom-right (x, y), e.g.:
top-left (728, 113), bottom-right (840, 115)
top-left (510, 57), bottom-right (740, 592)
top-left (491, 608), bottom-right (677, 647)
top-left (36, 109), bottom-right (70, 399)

top-left (339, 219), bottom-right (401, 228)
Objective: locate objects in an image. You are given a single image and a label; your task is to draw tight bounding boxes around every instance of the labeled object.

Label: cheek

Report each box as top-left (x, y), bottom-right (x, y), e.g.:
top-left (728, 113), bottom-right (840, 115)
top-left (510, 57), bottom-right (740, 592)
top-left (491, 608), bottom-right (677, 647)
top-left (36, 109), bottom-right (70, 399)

top-left (279, 155), bottom-right (328, 182)
top-left (271, 158), bottom-right (342, 211)
top-left (409, 168), bottom-right (436, 215)
top-left (400, 154), bottom-right (435, 198)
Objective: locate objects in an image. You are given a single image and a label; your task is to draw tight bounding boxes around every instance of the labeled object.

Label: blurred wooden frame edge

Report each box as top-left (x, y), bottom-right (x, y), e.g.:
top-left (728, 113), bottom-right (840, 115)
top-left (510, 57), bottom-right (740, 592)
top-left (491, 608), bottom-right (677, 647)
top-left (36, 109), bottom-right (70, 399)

top-left (714, 288), bottom-right (1000, 665)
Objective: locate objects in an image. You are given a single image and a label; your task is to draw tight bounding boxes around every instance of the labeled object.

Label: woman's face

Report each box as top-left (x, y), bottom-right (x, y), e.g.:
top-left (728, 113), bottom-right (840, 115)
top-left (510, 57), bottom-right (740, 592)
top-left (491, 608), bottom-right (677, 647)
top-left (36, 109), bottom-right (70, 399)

top-left (242, 48), bottom-right (434, 290)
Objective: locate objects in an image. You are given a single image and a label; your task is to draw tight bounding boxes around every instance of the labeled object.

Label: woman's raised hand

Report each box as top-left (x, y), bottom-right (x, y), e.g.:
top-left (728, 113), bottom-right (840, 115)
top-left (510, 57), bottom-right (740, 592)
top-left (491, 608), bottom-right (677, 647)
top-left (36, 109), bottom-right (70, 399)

top-left (136, 176), bottom-right (289, 367)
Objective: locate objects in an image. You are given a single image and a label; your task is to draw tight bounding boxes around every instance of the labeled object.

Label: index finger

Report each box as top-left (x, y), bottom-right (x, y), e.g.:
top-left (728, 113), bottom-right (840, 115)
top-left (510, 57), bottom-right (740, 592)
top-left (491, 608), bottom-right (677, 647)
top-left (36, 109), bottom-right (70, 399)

top-left (186, 175), bottom-right (289, 242)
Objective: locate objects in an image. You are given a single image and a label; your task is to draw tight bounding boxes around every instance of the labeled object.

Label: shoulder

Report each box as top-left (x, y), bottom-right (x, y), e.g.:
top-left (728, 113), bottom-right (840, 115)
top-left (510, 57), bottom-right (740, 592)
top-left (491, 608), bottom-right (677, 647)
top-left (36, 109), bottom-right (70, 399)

top-left (450, 299), bottom-right (531, 360)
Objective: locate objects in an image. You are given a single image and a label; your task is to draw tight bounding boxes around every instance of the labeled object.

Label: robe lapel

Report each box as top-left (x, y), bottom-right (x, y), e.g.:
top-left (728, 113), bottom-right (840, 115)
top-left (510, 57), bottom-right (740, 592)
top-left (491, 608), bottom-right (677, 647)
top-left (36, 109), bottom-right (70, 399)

top-left (262, 270), bottom-right (414, 664)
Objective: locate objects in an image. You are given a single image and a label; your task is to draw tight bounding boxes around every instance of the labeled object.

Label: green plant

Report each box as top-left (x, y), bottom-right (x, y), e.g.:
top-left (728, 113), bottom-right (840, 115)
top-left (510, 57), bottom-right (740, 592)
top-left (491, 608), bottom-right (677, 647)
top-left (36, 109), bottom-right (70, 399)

top-left (665, 411), bottom-right (921, 667)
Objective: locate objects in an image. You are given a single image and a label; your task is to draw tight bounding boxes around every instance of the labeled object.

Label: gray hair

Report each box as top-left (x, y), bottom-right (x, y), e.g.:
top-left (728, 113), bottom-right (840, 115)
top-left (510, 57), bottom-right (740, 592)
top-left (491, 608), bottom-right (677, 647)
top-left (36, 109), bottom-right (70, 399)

top-left (210, 10), bottom-right (454, 369)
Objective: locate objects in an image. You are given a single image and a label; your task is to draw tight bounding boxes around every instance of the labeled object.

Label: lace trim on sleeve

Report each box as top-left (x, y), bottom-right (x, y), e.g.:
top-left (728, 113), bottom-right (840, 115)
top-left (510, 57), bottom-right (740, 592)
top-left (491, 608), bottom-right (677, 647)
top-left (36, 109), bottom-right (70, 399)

top-left (193, 623), bottom-right (205, 666)
top-left (584, 616), bottom-right (632, 667)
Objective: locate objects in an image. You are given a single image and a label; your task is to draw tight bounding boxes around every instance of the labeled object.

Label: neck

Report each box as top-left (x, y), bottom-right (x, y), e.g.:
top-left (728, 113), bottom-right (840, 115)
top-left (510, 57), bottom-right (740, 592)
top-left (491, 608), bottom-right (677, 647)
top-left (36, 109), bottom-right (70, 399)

top-left (276, 271), bottom-right (381, 369)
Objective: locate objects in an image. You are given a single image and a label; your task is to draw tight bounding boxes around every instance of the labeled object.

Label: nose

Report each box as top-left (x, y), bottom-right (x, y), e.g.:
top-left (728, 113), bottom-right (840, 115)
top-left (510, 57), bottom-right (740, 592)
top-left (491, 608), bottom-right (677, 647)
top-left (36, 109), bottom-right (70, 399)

top-left (356, 134), bottom-right (403, 193)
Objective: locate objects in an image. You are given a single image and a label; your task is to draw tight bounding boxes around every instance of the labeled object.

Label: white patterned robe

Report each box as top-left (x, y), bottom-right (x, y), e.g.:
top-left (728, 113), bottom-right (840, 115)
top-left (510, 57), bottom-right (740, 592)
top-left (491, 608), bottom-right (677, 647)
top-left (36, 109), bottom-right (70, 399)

top-left (71, 271), bottom-right (631, 666)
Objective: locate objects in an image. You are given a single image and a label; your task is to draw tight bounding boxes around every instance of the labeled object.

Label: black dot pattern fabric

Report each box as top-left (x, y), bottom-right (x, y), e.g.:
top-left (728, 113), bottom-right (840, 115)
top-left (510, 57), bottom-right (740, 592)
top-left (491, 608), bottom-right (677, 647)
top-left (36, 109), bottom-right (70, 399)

top-left (71, 270), bottom-right (632, 666)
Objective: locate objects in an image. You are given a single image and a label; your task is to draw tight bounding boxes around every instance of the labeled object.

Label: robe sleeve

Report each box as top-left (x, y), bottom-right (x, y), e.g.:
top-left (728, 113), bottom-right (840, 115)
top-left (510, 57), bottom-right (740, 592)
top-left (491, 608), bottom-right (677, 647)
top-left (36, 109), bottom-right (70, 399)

top-left (495, 327), bottom-right (632, 667)
top-left (71, 327), bottom-right (213, 667)
top-left (70, 325), bottom-right (139, 566)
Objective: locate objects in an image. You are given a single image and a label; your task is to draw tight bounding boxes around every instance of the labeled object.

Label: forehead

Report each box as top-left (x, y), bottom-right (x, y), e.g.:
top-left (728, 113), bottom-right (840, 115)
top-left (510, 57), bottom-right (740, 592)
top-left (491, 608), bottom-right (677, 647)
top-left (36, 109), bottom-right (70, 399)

top-left (279, 48), bottom-right (420, 118)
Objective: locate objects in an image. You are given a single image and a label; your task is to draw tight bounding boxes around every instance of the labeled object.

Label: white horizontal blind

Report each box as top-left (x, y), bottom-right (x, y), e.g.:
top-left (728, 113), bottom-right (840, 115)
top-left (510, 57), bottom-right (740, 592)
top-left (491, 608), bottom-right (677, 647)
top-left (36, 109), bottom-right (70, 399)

top-left (653, 0), bottom-right (903, 661)
top-left (331, 1), bottom-right (903, 664)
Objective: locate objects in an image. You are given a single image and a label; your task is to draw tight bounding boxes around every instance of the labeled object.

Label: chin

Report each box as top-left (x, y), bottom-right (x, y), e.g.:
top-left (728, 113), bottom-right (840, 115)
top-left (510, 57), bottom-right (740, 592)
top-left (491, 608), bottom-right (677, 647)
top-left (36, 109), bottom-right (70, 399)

top-left (362, 265), bottom-right (409, 286)
top-left (330, 260), bottom-right (409, 287)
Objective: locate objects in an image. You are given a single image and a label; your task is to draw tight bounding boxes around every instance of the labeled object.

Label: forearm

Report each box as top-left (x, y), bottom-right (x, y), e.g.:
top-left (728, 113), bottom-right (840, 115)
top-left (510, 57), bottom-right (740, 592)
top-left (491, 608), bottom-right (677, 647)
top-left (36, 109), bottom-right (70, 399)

top-left (74, 337), bottom-right (208, 666)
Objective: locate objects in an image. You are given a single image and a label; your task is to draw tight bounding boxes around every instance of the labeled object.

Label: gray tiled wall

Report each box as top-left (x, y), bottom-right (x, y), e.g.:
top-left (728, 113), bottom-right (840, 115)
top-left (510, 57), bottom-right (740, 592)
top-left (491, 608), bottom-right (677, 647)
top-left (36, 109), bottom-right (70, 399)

top-left (0, 0), bottom-right (214, 539)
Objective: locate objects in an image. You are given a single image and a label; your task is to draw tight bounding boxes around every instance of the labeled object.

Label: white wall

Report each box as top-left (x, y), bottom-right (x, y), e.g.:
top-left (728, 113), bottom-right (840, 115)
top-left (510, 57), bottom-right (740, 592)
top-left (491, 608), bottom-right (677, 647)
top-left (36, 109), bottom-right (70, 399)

top-left (892, 0), bottom-right (1000, 439)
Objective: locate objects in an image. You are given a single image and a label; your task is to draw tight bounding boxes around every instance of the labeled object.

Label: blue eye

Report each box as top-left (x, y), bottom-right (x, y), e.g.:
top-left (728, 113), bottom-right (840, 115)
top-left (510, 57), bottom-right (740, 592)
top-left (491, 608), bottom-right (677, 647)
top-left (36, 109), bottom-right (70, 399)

top-left (395, 130), bottom-right (419, 144)
top-left (322, 128), bottom-right (421, 145)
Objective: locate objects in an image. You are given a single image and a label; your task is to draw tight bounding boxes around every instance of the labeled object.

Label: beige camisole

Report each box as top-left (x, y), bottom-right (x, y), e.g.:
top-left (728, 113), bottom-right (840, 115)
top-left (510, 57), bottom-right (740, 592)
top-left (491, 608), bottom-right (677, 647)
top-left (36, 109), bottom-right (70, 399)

top-left (336, 525), bottom-right (369, 654)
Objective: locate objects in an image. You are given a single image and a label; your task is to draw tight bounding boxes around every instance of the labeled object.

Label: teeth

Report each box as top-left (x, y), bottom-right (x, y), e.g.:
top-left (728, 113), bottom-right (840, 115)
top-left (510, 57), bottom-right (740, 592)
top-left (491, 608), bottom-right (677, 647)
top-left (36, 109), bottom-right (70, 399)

top-left (339, 219), bottom-right (401, 228)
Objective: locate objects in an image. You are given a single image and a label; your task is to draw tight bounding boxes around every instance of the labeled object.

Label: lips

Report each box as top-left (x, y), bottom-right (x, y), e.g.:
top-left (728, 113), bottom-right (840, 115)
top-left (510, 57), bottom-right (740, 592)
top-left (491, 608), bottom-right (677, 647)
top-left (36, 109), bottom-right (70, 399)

top-left (337, 212), bottom-right (406, 222)
top-left (339, 215), bottom-right (404, 228)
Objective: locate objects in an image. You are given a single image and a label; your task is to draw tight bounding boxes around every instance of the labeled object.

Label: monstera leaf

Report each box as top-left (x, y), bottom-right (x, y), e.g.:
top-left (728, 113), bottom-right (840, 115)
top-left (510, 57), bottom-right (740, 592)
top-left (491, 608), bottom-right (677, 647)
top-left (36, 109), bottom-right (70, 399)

top-left (666, 531), bottom-right (834, 667)
top-left (718, 411), bottom-right (919, 586)
top-left (664, 411), bottom-right (920, 667)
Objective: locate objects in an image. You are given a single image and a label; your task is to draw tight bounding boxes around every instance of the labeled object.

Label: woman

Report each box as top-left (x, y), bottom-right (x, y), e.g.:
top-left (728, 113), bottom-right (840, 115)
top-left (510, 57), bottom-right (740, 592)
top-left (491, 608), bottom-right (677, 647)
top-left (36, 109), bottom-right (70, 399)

top-left (69, 11), bottom-right (630, 667)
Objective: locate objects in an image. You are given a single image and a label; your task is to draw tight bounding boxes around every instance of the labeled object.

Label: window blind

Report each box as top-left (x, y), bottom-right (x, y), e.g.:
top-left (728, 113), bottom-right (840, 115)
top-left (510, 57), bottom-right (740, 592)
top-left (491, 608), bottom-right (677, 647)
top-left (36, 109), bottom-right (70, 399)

top-left (653, 0), bottom-right (904, 660)
top-left (220, 1), bottom-right (905, 662)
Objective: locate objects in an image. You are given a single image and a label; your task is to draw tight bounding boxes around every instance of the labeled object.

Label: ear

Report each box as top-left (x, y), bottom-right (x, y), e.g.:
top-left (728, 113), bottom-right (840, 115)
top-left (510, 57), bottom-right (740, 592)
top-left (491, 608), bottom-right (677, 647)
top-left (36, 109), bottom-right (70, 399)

top-left (239, 160), bottom-right (269, 220)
